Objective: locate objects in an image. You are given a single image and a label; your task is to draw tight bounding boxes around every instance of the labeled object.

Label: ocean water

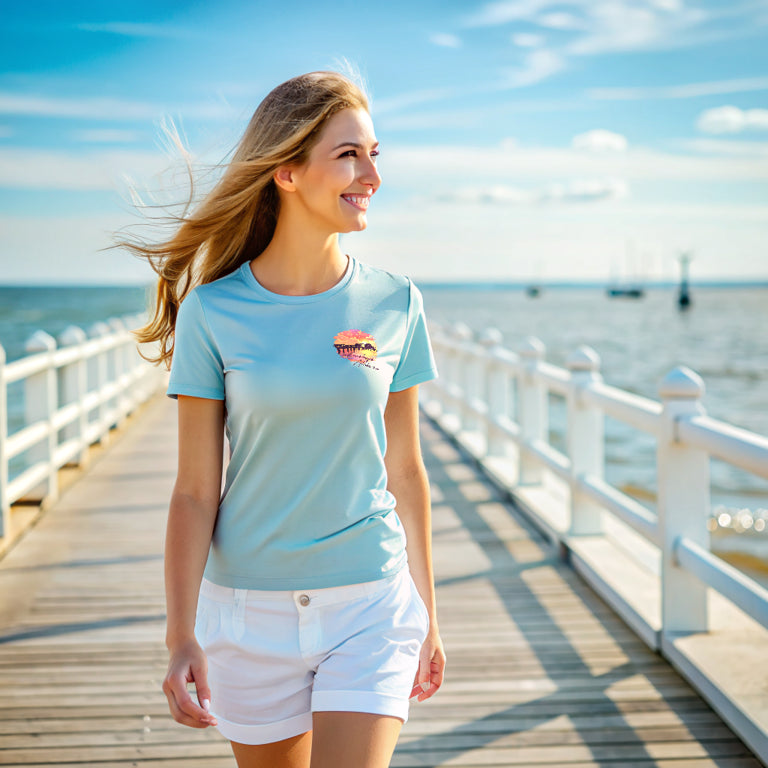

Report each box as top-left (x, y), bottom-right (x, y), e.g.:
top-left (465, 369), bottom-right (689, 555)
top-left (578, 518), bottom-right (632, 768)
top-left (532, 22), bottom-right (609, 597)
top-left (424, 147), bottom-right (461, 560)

top-left (1, 282), bottom-right (766, 515)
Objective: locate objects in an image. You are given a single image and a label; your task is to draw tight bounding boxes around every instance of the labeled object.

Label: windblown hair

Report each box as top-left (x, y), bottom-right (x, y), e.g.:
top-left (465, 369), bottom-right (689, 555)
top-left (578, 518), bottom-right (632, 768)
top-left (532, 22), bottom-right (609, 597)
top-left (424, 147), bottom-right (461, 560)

top-left (122, 71), bottom-right (369, 367)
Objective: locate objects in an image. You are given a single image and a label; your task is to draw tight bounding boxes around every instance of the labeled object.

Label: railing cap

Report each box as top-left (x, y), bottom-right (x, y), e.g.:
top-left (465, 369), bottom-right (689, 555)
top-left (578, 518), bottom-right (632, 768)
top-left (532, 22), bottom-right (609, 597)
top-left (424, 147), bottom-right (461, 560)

top-left (659, 365), bottom-right (705, 399)
top-left (567, 345), bottom-right (601, 372)
top-left (25, 329), bottom-right (57, 353)
top-left (519, 336), bottom-right (545, 359)
top-left (452, 322), bottom-right (473, 341)
top-left (58, 325), bottom-right (87, 346)
top-left (89, 321), bottom-right (111, 338)
top-left (478, 327), bottom-right (503, 348)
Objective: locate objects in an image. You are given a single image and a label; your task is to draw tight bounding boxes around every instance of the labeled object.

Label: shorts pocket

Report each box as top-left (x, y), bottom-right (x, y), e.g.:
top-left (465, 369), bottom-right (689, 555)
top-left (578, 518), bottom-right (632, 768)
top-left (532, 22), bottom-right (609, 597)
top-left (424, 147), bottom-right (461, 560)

top-left (194, 597), bottom-right (222, 650)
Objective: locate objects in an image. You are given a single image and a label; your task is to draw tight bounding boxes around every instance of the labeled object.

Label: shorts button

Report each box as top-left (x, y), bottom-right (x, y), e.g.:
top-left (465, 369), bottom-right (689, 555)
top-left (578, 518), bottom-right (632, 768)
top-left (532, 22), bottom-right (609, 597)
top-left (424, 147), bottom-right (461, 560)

top-left (299, 594), bottom-right (311, 607)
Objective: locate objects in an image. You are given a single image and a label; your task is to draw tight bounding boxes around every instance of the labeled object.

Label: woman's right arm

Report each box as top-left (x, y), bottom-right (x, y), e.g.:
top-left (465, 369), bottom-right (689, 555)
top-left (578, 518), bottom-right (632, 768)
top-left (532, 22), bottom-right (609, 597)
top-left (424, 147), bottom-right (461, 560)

top-left (162, 394), bottom-right (225, 729)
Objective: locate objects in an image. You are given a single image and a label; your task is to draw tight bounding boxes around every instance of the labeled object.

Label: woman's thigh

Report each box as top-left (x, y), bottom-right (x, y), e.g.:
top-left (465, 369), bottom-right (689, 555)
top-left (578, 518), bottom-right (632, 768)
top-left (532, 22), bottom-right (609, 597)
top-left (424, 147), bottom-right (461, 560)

top-left (310, 712), bottom-right (402, 768)
top-left (231, 731), bottom-right (312, 768)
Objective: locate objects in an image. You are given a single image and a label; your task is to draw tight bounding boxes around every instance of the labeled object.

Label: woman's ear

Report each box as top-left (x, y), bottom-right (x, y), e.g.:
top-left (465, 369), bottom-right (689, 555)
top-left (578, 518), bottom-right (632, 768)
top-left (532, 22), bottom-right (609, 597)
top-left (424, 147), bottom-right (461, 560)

top-left (273, 165), bottom-right (297, 192)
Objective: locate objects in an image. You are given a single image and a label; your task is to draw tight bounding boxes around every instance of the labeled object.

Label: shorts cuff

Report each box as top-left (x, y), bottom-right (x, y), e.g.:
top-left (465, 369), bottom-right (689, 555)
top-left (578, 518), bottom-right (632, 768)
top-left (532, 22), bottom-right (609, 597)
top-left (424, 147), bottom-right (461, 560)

top-left (213, 711), bottom-right (313, 745)
top-left (312, 690), bottom-right (410, 723)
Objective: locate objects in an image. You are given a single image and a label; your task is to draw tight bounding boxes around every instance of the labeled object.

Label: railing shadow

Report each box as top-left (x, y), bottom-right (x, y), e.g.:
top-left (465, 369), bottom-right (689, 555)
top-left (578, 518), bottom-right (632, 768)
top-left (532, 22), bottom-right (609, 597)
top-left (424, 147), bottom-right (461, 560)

top-left (397, 417), bottom-right (754, 767)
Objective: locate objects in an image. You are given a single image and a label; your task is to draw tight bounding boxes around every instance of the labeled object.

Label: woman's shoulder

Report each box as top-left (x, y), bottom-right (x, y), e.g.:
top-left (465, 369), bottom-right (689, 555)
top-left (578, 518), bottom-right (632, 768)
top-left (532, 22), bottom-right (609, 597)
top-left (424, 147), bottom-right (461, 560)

top-left (353, 259), bottom-right (420, 296)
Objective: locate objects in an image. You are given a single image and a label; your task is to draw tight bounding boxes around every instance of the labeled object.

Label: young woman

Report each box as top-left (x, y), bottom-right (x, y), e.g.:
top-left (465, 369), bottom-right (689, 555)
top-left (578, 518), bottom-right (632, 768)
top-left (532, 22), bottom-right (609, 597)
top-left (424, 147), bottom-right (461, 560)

top-left (128, 71), bottom-right (445, 768)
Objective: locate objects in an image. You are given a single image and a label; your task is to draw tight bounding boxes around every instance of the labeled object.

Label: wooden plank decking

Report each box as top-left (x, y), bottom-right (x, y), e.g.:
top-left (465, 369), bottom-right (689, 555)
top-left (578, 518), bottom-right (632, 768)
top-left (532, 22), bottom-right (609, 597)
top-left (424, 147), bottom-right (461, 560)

top-left (0, 394), bottom-right (762, 767)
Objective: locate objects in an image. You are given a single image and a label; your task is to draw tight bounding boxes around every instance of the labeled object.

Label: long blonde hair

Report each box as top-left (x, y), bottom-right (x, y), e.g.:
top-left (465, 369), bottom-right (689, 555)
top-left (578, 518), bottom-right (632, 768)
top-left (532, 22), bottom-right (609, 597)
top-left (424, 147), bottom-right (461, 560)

top-left (123, 71), bottom-right (369, 367)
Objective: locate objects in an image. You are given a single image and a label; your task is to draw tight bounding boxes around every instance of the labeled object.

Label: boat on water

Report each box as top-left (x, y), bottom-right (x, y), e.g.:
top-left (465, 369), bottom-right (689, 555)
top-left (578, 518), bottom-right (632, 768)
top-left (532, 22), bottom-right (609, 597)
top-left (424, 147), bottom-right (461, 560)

top-left (606, 285), bottom-right (645, 298)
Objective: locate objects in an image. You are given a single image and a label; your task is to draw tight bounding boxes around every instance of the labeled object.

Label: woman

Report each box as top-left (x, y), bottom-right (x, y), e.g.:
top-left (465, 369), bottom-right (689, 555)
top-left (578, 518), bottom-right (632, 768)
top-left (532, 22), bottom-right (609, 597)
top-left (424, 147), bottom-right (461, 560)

top-left (128, 71), bottom-right (445, 767)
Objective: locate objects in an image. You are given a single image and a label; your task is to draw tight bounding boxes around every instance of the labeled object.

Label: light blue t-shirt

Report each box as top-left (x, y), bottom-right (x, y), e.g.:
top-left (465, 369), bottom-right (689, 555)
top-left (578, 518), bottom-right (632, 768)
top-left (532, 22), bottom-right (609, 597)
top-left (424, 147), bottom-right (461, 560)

top-left (167, 257), bottom-right (438, 590)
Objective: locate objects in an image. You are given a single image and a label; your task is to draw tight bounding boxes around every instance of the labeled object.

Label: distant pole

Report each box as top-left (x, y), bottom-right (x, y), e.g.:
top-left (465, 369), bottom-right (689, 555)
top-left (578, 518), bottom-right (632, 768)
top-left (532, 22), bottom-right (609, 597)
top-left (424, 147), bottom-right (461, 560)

top-left (678, 252), bottom-right (692, 310)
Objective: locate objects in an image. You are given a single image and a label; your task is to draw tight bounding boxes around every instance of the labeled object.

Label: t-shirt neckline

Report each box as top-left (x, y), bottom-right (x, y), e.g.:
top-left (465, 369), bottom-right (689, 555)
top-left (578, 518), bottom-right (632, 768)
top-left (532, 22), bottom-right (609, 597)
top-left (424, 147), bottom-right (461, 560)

top-left (239, 256), bottom-right (356, 304)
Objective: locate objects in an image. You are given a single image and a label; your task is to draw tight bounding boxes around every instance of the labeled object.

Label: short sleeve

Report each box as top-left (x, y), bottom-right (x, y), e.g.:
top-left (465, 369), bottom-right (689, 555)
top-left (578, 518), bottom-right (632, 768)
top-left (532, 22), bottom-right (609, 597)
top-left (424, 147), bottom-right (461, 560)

top-left (166, 289), bottom-right (225, 400)
top-left (390, 280), bottom-right (438, 392)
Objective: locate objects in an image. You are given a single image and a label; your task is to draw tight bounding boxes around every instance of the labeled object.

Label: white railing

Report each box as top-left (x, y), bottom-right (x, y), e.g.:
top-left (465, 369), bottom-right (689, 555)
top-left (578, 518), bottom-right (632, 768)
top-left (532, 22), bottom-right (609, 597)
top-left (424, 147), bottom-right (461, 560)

top-left (421, 323), bottom-right (768, 761)
top-left (0, 314), bottom-right (166, 538)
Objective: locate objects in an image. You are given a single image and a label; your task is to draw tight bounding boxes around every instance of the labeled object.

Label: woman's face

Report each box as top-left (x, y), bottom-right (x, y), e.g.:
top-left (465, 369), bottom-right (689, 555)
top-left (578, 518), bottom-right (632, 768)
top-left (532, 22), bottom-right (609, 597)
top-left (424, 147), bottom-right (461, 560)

top-left (283, 107), bottom-right (381, 234)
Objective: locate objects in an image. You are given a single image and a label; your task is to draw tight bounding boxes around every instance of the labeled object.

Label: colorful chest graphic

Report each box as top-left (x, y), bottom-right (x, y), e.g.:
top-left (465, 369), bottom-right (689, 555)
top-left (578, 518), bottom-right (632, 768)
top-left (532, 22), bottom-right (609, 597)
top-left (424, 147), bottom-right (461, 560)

top-left (333, 330), bottom-right (378, 368)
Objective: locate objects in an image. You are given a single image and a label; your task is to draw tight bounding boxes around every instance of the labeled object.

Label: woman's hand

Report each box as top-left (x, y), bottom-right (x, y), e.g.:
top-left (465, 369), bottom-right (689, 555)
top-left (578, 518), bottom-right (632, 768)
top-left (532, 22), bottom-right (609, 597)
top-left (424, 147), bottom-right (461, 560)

top-left (411, 625), bottom-right (446, 702)
top-left (162, 639), bottom-right (218, 729)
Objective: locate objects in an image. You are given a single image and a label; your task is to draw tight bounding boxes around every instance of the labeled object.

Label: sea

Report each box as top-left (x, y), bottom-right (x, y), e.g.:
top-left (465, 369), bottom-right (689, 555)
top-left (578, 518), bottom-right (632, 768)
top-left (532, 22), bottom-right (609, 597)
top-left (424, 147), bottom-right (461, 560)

top-left (1, 282), bottom-right (766, 579)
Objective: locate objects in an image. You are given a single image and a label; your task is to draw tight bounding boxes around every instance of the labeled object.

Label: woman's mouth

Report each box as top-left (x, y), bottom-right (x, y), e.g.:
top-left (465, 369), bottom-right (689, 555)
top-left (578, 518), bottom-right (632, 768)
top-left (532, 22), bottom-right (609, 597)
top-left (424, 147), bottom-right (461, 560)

top-left (341, 194), bottom-right (370, 211)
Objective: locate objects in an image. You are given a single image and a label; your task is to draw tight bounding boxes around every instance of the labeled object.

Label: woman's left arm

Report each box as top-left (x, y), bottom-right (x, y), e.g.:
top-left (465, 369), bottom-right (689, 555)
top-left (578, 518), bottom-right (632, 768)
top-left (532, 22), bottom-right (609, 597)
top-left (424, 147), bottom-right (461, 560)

top-left (384, 385), bottom-right (445, 702)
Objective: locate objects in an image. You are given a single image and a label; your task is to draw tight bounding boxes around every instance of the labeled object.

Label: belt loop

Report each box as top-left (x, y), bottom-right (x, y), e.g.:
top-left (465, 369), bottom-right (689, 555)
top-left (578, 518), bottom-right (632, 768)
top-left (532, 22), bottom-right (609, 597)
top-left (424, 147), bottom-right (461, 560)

top-left (232, 588), bottom-right (247, 640)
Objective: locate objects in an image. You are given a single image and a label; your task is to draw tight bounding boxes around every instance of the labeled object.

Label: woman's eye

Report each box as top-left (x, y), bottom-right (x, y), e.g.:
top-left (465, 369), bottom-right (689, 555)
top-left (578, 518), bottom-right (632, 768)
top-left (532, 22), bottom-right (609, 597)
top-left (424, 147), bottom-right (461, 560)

top-left (340, 150), bottom-right (357, 157)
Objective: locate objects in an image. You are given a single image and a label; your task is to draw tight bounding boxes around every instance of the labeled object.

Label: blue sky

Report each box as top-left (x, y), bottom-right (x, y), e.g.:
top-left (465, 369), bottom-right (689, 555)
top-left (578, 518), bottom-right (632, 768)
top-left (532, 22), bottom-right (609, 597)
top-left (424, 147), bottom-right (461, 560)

top-left (1, 0), bottom-right (767, 284)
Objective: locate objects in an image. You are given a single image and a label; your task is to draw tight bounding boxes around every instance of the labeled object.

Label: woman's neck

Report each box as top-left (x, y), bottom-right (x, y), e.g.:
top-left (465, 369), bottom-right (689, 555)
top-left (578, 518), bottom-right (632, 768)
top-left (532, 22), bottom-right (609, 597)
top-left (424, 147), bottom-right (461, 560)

top-left (250, 222), bottom-right (348, 297)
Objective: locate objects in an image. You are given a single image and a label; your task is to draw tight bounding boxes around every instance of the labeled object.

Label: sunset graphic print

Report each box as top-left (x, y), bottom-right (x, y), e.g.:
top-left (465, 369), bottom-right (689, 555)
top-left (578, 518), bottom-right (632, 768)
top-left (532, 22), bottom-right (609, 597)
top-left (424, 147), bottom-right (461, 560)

top-left (334, 330), bottom-right (378, 369)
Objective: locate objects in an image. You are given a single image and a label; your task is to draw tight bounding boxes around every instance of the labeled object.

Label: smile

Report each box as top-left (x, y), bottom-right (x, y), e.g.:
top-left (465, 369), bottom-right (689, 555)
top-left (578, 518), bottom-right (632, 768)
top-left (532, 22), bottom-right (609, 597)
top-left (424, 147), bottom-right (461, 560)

top-left (341, 194), bottom-right (370, 211)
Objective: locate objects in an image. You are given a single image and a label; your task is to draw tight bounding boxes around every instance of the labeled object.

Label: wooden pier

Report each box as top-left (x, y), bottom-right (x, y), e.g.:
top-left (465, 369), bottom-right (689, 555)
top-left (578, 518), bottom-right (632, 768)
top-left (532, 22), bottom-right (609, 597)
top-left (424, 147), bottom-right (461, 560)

top-left (0, 394), bottom-right (763, 767)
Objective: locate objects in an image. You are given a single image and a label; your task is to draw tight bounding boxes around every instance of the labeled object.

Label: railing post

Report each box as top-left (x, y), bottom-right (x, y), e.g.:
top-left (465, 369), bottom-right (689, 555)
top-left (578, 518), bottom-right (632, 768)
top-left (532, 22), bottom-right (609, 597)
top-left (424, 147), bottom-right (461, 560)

top-left (58, 325), bottom-right (88, 466)
top-left (451, 323), bottom-right (472, 433)
top-left (518, 336), bottom-right (546, 485)
top-left (479, 328), bottom-right (508, 458)
top-left (89, 321), bottom-right (112, 444)
top-left (566, 346), bottom-right (604, 536)
top-left (24, 330), bottom-right (59, 504)
top-left (0, 344), bottom-right (9, 537)
top-left (658, 366), bottom-right (709, 635)
top-left (107, 318), bottom-right (128, 428)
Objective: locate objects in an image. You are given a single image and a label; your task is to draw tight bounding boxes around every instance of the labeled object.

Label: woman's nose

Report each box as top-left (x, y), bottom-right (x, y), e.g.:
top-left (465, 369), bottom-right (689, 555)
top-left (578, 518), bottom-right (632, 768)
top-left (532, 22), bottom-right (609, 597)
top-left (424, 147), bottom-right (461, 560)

top-left (360, 157), bottom-right (381, 189)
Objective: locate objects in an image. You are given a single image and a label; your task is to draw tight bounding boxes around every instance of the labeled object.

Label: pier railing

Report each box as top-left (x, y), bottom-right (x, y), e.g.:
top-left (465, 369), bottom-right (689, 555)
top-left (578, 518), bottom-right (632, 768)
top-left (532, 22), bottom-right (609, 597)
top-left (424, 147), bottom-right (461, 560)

top-left (422, 323), bottom-right (768, 760)
top-left (0, 314), bottom-right (166, 539)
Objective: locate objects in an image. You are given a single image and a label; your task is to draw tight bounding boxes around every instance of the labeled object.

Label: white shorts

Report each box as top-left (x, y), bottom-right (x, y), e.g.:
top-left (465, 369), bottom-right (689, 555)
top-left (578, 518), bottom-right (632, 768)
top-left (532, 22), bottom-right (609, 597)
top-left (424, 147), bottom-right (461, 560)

top-left (195, 567), bottom-right (430, 745)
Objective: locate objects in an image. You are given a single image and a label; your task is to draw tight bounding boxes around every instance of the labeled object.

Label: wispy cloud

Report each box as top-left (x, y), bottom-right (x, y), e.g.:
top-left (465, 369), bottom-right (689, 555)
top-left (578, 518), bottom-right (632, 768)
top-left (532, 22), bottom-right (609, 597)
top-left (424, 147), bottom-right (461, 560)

top-left (675, 138), bottom-right (768, 156)
top-left (0, 92), bottom-right (232, 121)
top-left (572, 129), bottom-right (628, 152)
top-left (696, 106), bottom-right (768, 134)
top-left (589, 76), bottom-right (768, 100)
top-left (436, 177), bottom-right (629, 205)
top-left (371, 88), bottom-right (454, 116)
top-left (72, 129), bottom-right (142, 143)
top-left (501, 49), bottom-right (566, 88)
top-left (0, 148), bottom-right (166, 190)
top-left (429, 32), bottom-right (462, 47)
top-left (511, 32), bottom-right (544, 47)
top-left (75, 22), bottom-right (189, 38)
top-left (460, 0), bottom-right (759, 89)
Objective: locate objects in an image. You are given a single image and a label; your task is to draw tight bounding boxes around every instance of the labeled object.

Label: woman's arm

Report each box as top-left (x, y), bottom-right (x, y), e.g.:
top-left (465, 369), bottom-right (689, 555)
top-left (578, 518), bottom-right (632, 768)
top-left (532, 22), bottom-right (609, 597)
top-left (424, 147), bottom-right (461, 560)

top-left (384, 385), bottom-right (445, 701)
top-left (162, 394), bottom-right (224, 729)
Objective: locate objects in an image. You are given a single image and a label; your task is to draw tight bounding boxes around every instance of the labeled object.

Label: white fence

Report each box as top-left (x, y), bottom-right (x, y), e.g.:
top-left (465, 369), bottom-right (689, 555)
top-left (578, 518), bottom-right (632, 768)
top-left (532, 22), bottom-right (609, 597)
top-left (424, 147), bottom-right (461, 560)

top-left (422, 323), bottom-right (768, 761)
top-left (0, 314), bottom-right (166, 538)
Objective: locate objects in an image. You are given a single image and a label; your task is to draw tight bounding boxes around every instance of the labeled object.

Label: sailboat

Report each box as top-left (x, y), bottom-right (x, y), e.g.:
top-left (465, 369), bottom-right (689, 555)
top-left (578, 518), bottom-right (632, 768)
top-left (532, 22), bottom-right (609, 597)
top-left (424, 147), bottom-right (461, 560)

top-left (606, 240), bottom-right (645, 299)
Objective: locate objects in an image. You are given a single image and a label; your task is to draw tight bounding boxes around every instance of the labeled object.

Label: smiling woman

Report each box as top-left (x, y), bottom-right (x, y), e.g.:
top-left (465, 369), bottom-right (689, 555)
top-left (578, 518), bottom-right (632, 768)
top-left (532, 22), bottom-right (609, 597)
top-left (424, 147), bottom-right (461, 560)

top-left (116, 71), bottom-right (445, 768)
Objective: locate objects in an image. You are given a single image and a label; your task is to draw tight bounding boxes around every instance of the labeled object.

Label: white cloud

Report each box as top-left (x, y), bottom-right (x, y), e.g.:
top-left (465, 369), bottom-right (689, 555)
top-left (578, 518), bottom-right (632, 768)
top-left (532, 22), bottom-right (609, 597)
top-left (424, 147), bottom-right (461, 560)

top-left (572, 129), bottom-right (628, 152)
top-left (429, 32), bottom-right (462, 47)
top-left (382, 142), bottom-right (768, 187)
top-left (697, 106), bottom-right (768, 134)
top-left (503, 49), bottom-right (566, 88)
top-left (437, 177), bottom-right (629, 205)
top-left (72, 129), bottom-right (142, 143)
top-left (589, 76), bottom-right (768, 101)
top-left (511, 32), bottom-right (544, 47)
top-left (75, 22), bottom-right (188, 38)
top-left (537, 11), bottom-right (585, 30)
top-left (371, 88), bottom-right (454, 116)
top-left (676, 138), bottom-right (768, 157)
top-left (0, 92), bottom-right (232, 121)
top-left (0, 148), bottom-right (167, 190)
